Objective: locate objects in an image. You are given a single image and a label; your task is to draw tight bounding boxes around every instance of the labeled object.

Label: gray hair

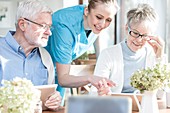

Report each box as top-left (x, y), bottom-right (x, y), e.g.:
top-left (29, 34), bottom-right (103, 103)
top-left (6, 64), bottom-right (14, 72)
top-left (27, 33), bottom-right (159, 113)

top-left (127, 4), bottom-right (158, 27)
top-left (16, 0), bottom-right (52, 25)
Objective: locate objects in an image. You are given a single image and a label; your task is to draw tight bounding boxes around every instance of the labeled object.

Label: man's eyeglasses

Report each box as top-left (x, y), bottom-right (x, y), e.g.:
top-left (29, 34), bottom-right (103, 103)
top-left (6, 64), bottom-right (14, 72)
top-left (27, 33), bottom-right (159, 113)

top-left (24, 18), bottom-right (53, 31)
top-left (127, 26), bottom-right (151, 40)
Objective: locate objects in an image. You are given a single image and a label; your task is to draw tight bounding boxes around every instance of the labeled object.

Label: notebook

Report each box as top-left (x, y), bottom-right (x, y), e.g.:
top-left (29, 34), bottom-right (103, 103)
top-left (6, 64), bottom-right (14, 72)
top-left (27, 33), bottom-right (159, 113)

top-left (65, 95), bottom-right (132, 113)
top-left (111, 93), bottom-right (142, 111)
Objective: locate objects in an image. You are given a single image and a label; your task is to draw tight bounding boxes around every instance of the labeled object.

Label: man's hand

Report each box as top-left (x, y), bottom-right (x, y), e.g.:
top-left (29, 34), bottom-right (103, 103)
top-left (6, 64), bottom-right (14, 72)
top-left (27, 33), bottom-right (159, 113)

top-left (44, 91), bottom-right (62, 111)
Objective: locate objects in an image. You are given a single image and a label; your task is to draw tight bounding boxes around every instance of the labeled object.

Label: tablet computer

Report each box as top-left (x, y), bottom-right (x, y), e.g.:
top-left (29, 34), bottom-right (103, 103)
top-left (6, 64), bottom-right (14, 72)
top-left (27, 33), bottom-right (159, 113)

top-left (111, 93), bottom-right (142, 111)
top-left (34, 84), bottom-right (57, 109)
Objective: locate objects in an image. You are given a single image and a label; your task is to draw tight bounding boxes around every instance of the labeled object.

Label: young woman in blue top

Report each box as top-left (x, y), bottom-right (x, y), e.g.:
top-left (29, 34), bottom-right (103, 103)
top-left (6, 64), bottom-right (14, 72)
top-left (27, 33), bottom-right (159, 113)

top-left (45, 0), bottom-right (119, 98)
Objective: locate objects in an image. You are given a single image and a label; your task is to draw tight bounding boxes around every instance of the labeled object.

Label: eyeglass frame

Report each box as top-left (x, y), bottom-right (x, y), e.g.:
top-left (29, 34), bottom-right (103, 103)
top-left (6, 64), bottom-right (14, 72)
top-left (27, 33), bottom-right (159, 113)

top-left (127, 25), bottom-right (151, 40)
top-left (24, 18), bottom-right (53, 31)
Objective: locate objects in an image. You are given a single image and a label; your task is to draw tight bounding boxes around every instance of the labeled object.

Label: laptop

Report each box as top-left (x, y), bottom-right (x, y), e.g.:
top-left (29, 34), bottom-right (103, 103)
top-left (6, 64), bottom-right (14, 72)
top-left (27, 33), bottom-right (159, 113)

top-left (111, 93), bottom-right (142, 111)
top-left (65, 95), bottom-right (132, 113)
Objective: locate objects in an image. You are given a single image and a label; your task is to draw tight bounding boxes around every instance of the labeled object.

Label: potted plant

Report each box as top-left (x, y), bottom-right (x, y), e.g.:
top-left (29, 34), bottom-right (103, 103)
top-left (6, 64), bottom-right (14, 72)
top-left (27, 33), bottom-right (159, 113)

top-left (131, 63), bottom-right (170, 92)
top-left (130, 63), bottom-right (170, 113)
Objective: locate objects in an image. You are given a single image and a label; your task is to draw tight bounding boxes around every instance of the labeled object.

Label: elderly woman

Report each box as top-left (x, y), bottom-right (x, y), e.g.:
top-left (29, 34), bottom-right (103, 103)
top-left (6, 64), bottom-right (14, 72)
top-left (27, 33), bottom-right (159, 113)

top-left (90, 3), bottom-right (165, 95)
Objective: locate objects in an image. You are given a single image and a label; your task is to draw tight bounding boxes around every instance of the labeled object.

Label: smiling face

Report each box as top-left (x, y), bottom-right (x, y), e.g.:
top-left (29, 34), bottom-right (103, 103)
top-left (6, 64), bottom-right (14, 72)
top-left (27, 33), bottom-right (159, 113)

top-left (24, 12), bottom-right (52, 47)
top-left (125, 4), bottom-right (159, 52)
top-left (84, 2), bottom-right (118, 34)
top-left (126, 21), bottom-right (156, 52)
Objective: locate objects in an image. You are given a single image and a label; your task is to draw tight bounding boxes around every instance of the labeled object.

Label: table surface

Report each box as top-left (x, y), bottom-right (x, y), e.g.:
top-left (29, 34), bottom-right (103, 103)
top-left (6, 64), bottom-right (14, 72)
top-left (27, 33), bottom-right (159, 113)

top-left (43, 107), bottom-right (170, 113)
top-left (43, 97), bottom-right (170, 113)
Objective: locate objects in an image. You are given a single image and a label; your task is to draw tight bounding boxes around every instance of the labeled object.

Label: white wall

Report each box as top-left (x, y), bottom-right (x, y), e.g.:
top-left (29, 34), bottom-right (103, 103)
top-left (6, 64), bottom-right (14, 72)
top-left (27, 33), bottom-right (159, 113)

top-left (0, 0), bottom-right (17, 37)
top-left (63, 0), bottom-right (79, 8)
top-left (45, 0), bottom-right (63, 12)
top-left (0, 0), bottom-right (79, 37)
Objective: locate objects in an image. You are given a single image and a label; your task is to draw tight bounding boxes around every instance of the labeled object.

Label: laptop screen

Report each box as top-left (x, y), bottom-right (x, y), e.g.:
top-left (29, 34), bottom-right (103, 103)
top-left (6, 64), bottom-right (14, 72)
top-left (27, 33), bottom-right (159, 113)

top-left (65, 96), bottom-right (132, 113)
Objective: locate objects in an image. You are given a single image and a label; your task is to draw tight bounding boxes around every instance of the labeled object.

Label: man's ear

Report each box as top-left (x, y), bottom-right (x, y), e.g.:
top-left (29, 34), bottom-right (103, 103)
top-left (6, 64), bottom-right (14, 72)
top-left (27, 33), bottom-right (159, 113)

top-left (84, 6), bottom-right (88, 16)
top-left (18, 19), bottom-right (26, 31)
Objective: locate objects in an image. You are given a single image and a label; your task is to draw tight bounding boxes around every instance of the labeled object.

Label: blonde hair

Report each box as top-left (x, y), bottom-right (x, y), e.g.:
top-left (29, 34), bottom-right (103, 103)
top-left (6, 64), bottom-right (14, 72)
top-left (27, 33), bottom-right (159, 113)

top-left (88, 0), bottom-right (119, 13)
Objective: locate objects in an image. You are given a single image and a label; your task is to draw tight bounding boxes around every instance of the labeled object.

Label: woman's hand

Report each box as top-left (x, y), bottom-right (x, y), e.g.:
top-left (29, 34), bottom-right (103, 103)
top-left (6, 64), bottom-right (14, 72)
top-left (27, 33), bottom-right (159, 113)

top-left (147, 36), bottom-right (164, 58)
top-left (44, 91), bottom-right (62, 111)
top-left (88, 75), bottom-right (116, 90)
top-left (97, 79), bottom-right (112, 96)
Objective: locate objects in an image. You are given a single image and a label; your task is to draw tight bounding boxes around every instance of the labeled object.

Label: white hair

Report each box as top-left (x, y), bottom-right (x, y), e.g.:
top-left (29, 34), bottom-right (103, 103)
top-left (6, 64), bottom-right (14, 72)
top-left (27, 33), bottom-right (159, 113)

top-left (127, 3), bottom-right (159, 28)
top-left (16, 0), bottom-right (52, 25)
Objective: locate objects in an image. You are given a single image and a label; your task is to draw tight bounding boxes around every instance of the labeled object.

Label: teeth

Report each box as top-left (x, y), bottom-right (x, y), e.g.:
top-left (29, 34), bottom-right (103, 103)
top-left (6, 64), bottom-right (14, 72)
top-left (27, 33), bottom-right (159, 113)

top-left (95, 25), bottom-right (101, 31)
top-left (96, 27), bottom-right (100, 30)
top-left (96, 27), bottom-right (99, 29)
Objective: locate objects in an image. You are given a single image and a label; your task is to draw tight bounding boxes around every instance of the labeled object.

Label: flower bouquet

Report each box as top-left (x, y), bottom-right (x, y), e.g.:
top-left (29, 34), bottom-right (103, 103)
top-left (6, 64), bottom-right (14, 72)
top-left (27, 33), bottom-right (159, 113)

top-left (130, 63), bottom-right (170, 93)
top-left (0, 77), bottom-right (41, 113)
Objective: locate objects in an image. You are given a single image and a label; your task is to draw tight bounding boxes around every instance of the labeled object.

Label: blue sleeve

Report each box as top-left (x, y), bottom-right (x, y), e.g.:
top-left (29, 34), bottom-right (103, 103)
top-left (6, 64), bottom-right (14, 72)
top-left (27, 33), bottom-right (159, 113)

top-left (47, 22), bottom-right (74, 64)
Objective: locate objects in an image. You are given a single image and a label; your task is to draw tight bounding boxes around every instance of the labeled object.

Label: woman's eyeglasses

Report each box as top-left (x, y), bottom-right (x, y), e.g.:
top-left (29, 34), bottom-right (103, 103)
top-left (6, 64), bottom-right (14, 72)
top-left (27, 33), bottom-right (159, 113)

top-left (127, 26), bottom-right (151, 40)
top-left (24, 18), bottom-right (53, 31)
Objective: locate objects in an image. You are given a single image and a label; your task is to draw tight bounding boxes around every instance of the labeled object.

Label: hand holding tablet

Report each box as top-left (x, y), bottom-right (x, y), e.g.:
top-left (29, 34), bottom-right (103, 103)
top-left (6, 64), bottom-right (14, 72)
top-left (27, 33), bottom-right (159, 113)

top-left (34, 84), bottom-right (58, 110)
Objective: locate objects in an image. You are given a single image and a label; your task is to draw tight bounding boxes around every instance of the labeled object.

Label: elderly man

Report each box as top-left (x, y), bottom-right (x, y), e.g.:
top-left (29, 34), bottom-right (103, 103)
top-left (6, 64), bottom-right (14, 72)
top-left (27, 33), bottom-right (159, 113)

top-left (0, 0), bottom-right (61, 111)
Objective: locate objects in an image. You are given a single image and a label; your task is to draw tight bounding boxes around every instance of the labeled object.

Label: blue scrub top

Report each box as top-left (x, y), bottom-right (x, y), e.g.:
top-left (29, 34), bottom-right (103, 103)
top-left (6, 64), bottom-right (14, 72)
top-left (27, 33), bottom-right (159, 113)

top-left (46, 5), bottom-right (97, 64)
top-left (45, 5), bottom-right (98, 99)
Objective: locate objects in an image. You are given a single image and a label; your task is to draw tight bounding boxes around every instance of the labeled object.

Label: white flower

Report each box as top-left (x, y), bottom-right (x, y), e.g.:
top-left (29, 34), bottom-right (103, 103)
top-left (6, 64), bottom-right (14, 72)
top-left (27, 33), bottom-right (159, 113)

top-left (130, 63), bottom-right (170, 93)
top-left (0, 77), bottom-right (41, 113)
